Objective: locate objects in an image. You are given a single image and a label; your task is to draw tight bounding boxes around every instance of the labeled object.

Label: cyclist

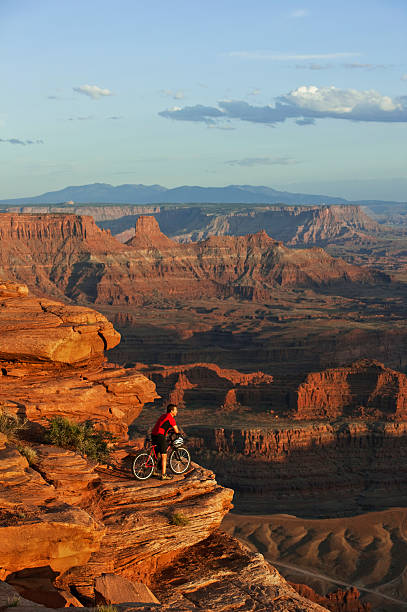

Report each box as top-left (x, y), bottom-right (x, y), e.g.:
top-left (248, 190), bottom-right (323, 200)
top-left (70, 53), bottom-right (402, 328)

top-left (151, 404), bottom-right (180, 480)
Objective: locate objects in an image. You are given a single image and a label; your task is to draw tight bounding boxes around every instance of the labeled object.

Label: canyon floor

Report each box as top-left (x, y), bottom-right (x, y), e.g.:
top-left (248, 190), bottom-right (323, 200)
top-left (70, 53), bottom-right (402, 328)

top-left (222, 509), bottom-right (407, 611)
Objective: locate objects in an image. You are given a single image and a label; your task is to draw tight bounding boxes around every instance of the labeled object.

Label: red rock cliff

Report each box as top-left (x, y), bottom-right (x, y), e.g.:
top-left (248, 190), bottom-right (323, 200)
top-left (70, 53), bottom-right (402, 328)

top-left (295, 359), bottom-right (407, 420)
top-left (0, 213), bottom-right (388, 304)
top-left (0, 281), bottom-right (157, 435)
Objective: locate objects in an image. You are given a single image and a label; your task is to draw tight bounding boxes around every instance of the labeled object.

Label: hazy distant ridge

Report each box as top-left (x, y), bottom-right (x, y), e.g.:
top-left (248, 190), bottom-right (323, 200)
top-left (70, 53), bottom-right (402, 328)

top-left (0, 183), bottom-right (349, 205)
top-left (0, 183), bottom-right (405, 207)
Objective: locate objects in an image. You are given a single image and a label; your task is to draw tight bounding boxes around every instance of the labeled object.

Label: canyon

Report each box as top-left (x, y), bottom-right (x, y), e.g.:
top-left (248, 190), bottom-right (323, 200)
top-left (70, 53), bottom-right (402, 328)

top-left (2, 211), bottom-right (405, 384)
top-left (2, 207), bottom-right (407, 609)
top-left (4, 202), bottom-right (406, 274)
top-left (0, 280), bottom-right (329, 611)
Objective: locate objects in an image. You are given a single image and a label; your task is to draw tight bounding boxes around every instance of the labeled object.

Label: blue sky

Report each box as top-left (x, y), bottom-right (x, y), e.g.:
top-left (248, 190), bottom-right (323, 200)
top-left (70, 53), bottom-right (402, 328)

top-left (1, 0), bottom-right (406, 200)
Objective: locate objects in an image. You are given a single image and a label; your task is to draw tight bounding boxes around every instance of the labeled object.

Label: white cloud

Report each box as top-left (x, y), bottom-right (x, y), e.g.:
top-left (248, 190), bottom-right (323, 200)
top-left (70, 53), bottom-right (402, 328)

top-left (290, 9), bottom-right (308, 18)
top-left (229, 51), bottom-right (360, 61)
top-left (73, 84), bottom-right (113, 100)
top-left (159, 85), bottom-right (407, 126)
top-left (284, 85), bottom-right (399, 113)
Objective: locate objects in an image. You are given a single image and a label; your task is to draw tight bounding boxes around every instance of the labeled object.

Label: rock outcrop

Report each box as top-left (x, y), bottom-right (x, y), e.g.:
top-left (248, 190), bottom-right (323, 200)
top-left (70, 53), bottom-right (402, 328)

top-left (0, 433), bottom-right (104, 578)
top-left (0, 281), bottom-right (157, 435)
top-left (0, 213), bottom-right (125, 299)
top-left (152, 531), bottom-right (328, 611)
top-left (289, 583), bottom-right (371, 612)
top-left (295, 359), bottom-right (407, 420)
top-left (137, 362), bottom-right (274, 413)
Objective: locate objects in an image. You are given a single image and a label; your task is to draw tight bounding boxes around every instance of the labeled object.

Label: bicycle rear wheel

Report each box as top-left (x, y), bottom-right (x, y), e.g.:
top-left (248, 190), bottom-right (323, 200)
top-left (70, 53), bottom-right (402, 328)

top-left (132, 452), bottom-right (154, 480)
top-left (169, 447), bottom-right (191, 474)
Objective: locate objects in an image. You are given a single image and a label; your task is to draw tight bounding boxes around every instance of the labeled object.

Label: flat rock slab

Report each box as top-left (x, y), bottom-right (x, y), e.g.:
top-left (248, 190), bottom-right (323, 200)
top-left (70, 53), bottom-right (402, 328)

top-left (95, 573), bottom-right (160, 604)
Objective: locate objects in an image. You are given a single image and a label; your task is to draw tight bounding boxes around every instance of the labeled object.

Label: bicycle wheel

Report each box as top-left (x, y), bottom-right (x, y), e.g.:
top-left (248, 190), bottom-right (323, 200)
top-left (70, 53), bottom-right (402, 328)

top-left (169, 447), bottom-right (191, 474)
top-left (132, 452), bottom-right (154, 480)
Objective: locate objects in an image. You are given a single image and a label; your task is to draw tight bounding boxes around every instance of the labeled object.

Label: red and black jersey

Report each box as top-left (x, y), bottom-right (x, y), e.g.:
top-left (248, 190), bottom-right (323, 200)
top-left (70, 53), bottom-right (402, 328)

top-left (152, 413), bottom-right (176, 436)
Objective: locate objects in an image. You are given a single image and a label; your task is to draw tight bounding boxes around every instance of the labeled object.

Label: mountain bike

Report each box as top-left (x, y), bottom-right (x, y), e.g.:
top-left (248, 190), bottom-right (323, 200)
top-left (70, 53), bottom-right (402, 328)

top-left (132, 433), bottom-right (191, 480)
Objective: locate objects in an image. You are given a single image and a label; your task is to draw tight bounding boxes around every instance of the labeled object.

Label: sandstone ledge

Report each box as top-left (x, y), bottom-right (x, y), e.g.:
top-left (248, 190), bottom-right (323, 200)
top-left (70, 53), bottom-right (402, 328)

top-left (152, 531), bottom-right (328, 611)
top-left (59, 462), bottom-right (234, 598)
top-left (0, 281), bottom-right (158, 435)
top-left (0, 281), bottom-right (120, 364)
top-left (0, 434), bottom-right (104, 577)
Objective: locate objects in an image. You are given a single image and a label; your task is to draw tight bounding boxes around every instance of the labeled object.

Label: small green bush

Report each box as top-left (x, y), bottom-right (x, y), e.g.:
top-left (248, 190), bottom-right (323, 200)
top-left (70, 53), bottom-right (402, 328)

top-left (169, 511), bottom-right (189, 527)
top-left (0, 410), bottom-right (26, 441)
top-left (6, 596), bottom-right (21, 607)
top-left (16, 443), bottom-right (38, 466)
top-left (45, 417), bottom-right (115, 462)
top-left (95, 606), bottom-right (118, 612)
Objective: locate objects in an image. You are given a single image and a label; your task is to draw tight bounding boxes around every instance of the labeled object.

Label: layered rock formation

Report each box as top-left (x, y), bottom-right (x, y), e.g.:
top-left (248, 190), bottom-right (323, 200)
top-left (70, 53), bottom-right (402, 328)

top-left (0, 213), bottom-right (125, 299)
top-left (86, 203), bottom-right (380, 251)
top-left (0, 438), bottom-right (326, 611)
top-left (0, 280), bottom-right (157, 435)
top-left (295, 359), bottom-right (407, 420)
top-left (0, 213), bottom-right (388, 305)
top-left (157, 204), bottom-right (381, 248)
top-left (187, 420), bottom-right (407, 516)
top-left (120, 216), bottom-right (385, 304)
top-left (152, 531), bottom-right (328, 611)
top-left (136, 362), bottom-right (274, 413)
top-left (0, 432), bottom-right (105, 579)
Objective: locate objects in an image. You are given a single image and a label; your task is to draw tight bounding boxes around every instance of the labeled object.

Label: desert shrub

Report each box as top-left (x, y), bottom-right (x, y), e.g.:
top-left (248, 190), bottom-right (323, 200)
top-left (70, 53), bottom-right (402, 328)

top-left (6, 596), bottom-right (21, 607)
top-left (95, 606), bottom-right (118, 612)
top-left (45, 417), bottom-right (115, 462)
top-left (16, 443), bottom-right (38, 466)
top-left (169, 511), bottom-right (189, 527)
top-left (0, 409), bottom-right (26, 441)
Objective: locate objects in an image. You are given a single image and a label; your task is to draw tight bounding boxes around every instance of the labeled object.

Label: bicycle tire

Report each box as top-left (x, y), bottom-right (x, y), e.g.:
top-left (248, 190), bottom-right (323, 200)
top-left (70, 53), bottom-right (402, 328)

top-left (132, 452), bottom-right (154, 480)
top-left (169, 447), bottom-right (191, 474)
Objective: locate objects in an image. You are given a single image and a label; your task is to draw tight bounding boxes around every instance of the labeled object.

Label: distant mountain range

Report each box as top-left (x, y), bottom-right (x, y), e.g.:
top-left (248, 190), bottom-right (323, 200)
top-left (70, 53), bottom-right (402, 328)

top-left (0, 182), bottom-right (405, 208)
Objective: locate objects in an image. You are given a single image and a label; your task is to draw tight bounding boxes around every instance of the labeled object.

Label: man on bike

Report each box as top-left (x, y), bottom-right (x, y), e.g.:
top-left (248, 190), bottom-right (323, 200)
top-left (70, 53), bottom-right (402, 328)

top-left (151, 404), bottom-right (180, 480)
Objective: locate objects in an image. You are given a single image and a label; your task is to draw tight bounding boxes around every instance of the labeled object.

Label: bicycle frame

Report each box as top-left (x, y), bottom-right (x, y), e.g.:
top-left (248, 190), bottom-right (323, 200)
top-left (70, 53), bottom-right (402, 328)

top-left (143, 441), bottom-right (170, 465)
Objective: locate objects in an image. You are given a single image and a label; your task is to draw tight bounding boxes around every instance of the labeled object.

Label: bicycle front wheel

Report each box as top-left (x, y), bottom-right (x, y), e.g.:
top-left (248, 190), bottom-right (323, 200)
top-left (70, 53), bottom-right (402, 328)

top-left (169, 447), bottom-right (191, 474)
top-left (132, 452), bottom-right (154, 480)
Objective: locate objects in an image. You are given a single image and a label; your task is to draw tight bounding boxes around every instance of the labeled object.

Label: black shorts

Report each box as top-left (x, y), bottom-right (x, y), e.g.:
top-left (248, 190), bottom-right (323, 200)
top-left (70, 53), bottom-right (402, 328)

top-left (152, 434), bottom-right (168, 454)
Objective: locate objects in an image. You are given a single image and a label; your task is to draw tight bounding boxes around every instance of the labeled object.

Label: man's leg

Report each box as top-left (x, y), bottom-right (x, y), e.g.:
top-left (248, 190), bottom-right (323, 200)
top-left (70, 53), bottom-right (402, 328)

top-left (161, 452), bottom-right (167, 476)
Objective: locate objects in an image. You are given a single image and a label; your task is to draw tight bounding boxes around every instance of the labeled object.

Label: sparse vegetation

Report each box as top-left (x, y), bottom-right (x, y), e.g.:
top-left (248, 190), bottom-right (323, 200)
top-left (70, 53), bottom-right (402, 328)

top-left (169, 511), bottom-right (189, 527)
top-left (95, 605), bottom-right (119, 612)
top-left (6, 596), bottom-right (21, 607)
top-left (16, 443), bottom-right (38, 466)
top-left (0, 505), bottom-right (40, 526)
top-left (0, 409), bottom-right (26, 442)
top-left (45, 416), bottom-right (115, 462)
